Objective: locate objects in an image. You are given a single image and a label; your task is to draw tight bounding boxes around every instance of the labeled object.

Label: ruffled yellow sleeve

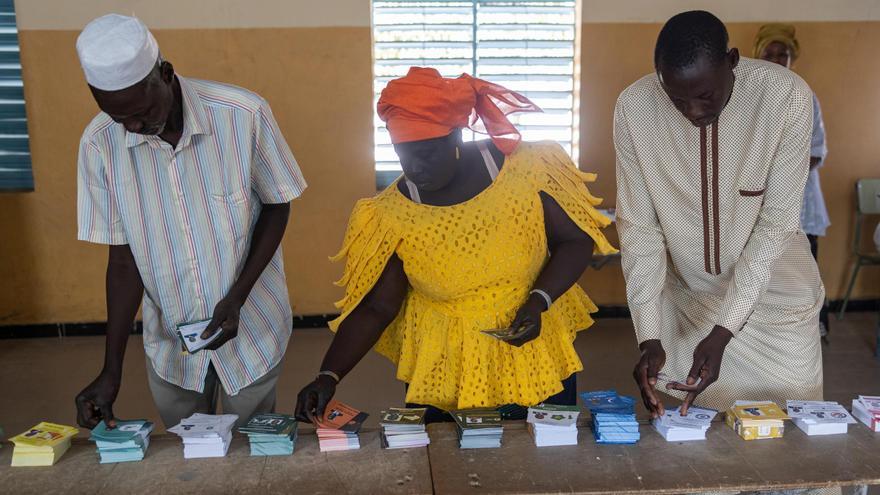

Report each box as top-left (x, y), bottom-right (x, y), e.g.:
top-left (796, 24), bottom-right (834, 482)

top-left (530, 142), bottom-right (618, 256)
top-left (328, 196), bottom-right (402, 331)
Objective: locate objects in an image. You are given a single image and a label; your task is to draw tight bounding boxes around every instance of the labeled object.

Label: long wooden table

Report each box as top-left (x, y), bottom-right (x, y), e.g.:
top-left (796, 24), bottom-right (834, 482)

top-left (1, 422), bottom-right (878, 494)
top-left (0, 429), bottom-right (432, 495)
top-left (427, 421), bottom-right (880, 494)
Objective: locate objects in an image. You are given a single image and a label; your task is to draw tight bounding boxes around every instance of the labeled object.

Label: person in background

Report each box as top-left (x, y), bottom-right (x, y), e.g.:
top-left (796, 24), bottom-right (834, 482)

top-left (755, 23), bottom-right (831, 337)
top-left (73, 14), bottom-right (306, 429)
top-left (295, 67), bottom-right (616, 423)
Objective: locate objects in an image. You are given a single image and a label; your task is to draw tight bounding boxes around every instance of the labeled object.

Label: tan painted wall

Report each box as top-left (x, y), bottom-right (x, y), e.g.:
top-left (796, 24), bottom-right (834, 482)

top-left (0, 27), bottom-right (374, 324)
top-left (1, 18), bottom-right (878, 325)
top-left (580, 21), bottom-right (880, 305)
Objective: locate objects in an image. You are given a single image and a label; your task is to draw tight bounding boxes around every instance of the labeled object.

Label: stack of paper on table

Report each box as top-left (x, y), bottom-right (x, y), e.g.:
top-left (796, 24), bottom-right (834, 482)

top-left (168, 413), bottom-right (237, 458)
top-left (452, 408), bottom-right (503, 449)
top-left (653, 406), bottom-right (716, 441)
top-left (786, 400), bottom-right (856, 436)
top-left (580, 390), bottom-right (640, 444)
top-left (10, 422), bottom-right (79, 467)
top-left (89, 420), bottom-right (153, 463)
top-left (315, 400), bottom-right (368, 452)
top-left (526, 404), bottom-right (580, 447)
top-left (726, 401), bottom-right (789, 440)
top-left (852, 396), bottom-right (880, 432)
top-left (379, 407), bottom-right (429, 449)
top-left (239, 413), bottom-right (298, 456)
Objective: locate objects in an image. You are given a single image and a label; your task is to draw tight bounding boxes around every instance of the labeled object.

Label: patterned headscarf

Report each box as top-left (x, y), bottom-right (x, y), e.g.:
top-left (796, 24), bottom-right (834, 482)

top-left (377, 67), bottom-right (541, 155)
top-left (753, 23), bottom-right (800, 62)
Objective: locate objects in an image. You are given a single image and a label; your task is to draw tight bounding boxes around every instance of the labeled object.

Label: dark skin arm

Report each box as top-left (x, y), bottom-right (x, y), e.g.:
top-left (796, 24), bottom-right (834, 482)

top-left (75, 244), bottom-right (144, 429)
top-left (295, 254), bottom-right (408, 422)
top-left (809, 156), bottom-right (821, 170)
top-left (505, 192), bottom-right (595, 346)
top-left (201, 202), bottom-right (290, 349)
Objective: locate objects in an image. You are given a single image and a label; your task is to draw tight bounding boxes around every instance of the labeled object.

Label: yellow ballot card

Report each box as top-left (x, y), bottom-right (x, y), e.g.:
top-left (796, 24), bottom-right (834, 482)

top-left (726, 401), bottom-right (789, 440)
top-left (10, 422), bottom-right (79, 466)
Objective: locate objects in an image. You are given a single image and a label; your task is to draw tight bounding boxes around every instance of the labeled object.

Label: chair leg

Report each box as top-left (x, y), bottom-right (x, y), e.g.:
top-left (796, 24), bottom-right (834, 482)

top-left (837, 261), bottom-right (862, 320)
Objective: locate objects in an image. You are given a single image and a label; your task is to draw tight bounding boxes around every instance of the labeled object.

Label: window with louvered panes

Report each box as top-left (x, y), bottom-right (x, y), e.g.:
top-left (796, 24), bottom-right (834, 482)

top-left (0, 0), bottom-right (32, 192)
top-left (373, 0), bottom-right (577, 189)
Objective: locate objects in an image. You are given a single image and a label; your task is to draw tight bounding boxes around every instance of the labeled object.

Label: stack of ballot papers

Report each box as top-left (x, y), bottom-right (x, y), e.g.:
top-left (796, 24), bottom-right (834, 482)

top-left (452, 408), bottom-right (503, 449)
top-left (315, 400), bottom-right (368, 452)
top-left (726, 401), bottom-right (789, 440)
top-left (526, 404), bottom-right (580, 447)
top-left (379, 407), bottom-right (429, 449)
top-left (10, 422), bottom-right (79, 467)
top-left (786, 400), bottom-right (856, 436)
top-left (851, 396), bottom-right (880, 432)
top-left (653, 406), bottom-right (717, 441)
top-left (169, 413), bottom-right (237, 458)
top-left (239, 413), bottom-right (298, 456)
top-left (89, 420), bottom-right (153, 463)
top-left (581, 390), bottom-right (640, 444)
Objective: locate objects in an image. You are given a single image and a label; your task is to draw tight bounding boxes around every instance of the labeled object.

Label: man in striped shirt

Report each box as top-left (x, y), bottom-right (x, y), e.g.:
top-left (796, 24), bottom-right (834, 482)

top-left (616, 11), bottom-right (824, 417)
top-left (73, 15), bottom-right (307, 428)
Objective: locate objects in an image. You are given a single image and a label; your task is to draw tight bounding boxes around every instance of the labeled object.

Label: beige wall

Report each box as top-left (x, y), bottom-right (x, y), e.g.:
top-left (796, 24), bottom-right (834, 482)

top-left (1, 2), bottom-right (878, 325)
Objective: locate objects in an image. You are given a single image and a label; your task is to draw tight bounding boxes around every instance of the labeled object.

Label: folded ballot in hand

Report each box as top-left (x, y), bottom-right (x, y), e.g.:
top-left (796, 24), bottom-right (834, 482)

top-left (90, 419), bottom-right (153, 463)
top-left (176, 319), bottom-right (222, 353)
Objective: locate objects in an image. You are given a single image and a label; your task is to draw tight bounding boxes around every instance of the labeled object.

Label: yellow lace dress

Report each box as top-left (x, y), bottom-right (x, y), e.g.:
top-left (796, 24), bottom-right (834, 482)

top-left (329, 141), bottom-right (617, 410)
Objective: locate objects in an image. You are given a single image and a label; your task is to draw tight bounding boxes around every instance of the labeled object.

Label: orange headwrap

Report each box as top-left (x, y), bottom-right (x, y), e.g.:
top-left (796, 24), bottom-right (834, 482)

top-left (377, 67), bottom-right (542, 155)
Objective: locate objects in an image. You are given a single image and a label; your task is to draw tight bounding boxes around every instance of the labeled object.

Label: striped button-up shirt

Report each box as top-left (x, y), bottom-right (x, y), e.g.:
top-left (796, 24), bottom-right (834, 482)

top-left (77, 76), bottom-right (307, 395)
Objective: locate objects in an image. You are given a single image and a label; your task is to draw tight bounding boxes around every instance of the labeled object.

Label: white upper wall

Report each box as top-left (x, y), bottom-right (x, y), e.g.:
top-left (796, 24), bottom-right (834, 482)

top-left (14, 0), bottom-right (372, 29)
top-left (582, 0), bottom-right (880, 22)
top-left (14, 0), bottom-right (880, 30)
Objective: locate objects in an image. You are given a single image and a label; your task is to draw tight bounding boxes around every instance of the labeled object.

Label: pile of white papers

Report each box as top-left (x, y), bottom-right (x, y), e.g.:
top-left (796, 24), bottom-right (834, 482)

top-left (526, 404), bottom-right (580, 447)
top-left (786, 400), bottom-right (856, 436)
top-left (168, 413), bottom-right (237, 459)
top-left (380, 408), bottom-right (429, 449)
top-left (653, 406), bottom-right (717, 442)
top-left (852, 396), bottom-right (880, 432)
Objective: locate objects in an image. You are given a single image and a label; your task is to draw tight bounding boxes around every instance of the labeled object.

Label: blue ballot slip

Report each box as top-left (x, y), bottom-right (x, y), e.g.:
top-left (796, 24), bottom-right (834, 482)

top-left (581, 390), bottom-right (641, 444)
top-left (89, 420), bottom-right (153, 463)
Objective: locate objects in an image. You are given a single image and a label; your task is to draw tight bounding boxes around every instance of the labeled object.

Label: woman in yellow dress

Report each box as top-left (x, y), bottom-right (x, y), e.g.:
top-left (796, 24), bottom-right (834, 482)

top-left (295, 67), bottom-right (616, 422)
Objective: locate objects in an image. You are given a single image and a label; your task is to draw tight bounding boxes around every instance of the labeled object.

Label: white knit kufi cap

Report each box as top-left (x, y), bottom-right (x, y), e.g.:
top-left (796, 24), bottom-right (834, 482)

top-left (76, 14), bottom-right (159, 91)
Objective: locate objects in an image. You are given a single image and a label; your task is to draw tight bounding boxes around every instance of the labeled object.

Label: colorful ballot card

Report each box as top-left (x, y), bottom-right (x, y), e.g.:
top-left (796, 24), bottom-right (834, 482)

top-left (10, 422), bottom-right (78, 448)
top-left (727, 401), bottom-right (788, 440)
top-left (527, 404), bottom-right (580, 428)
top-left (316, 400), bottom-right (369, 433)
top-left (380, 408), bottom-right (427, 427)
top-left (176, 319), bottom-right (222, 353)
top-left (238, 413), bottom-right (298, 436)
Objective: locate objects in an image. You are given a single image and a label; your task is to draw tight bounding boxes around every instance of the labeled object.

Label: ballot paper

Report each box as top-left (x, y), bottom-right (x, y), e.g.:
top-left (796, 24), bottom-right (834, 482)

top-left (316, 400), bottom-right (368, 452)
top-left (169, 413), bottom-right (237, 458)
top-left (452, 408), bottom-right (503, 449)
top-left (90, 420), bottom-right (153, 463)
top-left (653, 406), bottom-right (717, 442)
top-left (380, 407), bottom-right (429, 449)
top-left (851, 396), bottom-right (880, 432)
top-left (726, 401), bottom-right (789, 440)
top-left (527, 404), bottom-right (580, 447)
top-left (10, 422), bottom-right (79, 467)
top-left (581, 390), bottom-right (640, 444)
top-left (176, 319), bottom-right (222, 353)
top-left (786, 400), bottom-right (856, 436)
top-left (239, 413), bottom-right (298, 456)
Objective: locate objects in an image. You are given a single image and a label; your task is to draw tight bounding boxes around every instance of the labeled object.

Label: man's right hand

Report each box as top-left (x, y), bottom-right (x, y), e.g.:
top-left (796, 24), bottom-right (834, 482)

top-left (75, 370), bottom-right (121, 429)
top-left (294, 374), bottom-right (338, 424)
top-left (633, 339), bottom-right (666, 418)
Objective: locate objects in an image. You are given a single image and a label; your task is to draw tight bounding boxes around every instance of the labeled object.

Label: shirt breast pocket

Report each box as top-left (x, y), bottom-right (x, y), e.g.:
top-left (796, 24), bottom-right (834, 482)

top-left (738, 188), bottom-right (765, 197)
top-left (210, 189), bottom-right (252, 246)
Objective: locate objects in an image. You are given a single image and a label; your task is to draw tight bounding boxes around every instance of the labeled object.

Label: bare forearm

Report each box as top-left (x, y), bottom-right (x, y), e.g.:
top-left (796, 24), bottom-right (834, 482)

top-left (319, 306), bottom-right (393, 380)
top-left (103, 245), bottom-right (144, 377)
top-left (809, 156), bottom-right (821, 170)
top-left (532, 237), bottom-right (594, 302)
top-left (228, 202), bottom-right (290, 303)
